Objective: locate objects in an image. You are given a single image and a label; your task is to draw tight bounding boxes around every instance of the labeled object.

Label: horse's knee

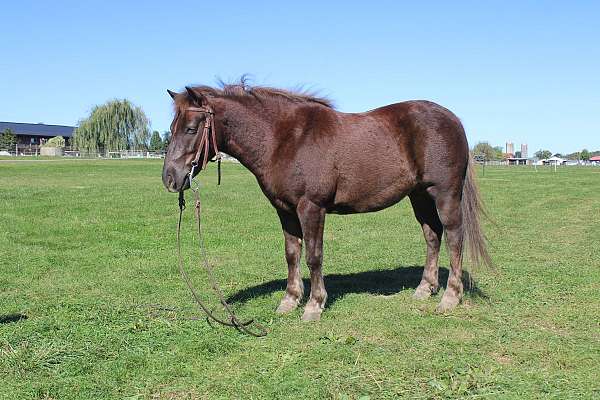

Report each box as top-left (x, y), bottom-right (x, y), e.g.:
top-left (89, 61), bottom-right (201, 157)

top-left (285, 248), bottom-right (300, 265)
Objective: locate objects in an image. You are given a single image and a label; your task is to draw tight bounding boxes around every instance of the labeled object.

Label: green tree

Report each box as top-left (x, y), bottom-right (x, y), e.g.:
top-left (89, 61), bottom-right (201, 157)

top-left (0, 128), bottom-right (17, 150)
top-left (149, 130), bottom-right (163, 151)
top-left (493, 146), bottom-right (504, 160)
top-left (580, 149), bottom-right (590, 161)
top-left (534, 149), bottom-right (552, 159)
top-left (515, 151), bottom-right (522, 158)
top-left (162, 131), bottom-right (171, 148)
top-left (472, 142), bottom-right (497, 160)
top-left (72, 99), bottom-right (150, 153)
top-left (42, 136), bottom-right (65, 148)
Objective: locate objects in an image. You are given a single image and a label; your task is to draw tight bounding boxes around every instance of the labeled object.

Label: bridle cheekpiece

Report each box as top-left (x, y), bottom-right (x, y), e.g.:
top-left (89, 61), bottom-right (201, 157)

top-left (186, 105), bottom-right (222, 188)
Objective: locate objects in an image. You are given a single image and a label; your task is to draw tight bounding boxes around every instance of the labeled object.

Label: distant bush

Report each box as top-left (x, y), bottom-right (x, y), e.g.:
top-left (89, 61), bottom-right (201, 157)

top-left (42, 136), bottom-right (66, 148)
top-left (0, 128), bottom-right (17, 150)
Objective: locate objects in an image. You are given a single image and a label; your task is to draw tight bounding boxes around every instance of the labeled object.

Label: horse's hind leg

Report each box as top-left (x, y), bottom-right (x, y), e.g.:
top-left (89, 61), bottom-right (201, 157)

top-left (409, 190), bottom-right (443, 299)
top-left (429, 186), bottom-right (464, 313)
top-left (275, 209), bottom-right (304, 314)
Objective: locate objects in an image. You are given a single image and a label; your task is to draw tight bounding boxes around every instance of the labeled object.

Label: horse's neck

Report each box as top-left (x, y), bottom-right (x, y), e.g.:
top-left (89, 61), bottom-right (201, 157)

top-left (216, 102), bottom-right (275, 179)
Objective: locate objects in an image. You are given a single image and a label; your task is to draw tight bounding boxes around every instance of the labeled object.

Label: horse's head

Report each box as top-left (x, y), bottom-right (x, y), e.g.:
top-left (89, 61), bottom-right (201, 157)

top-left (162, 87), bottom-right (219, 192)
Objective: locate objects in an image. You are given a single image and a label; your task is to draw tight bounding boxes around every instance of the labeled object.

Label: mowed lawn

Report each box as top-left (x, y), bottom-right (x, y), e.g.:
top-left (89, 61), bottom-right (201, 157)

top-left (1, 159), bottom-right (599, 399)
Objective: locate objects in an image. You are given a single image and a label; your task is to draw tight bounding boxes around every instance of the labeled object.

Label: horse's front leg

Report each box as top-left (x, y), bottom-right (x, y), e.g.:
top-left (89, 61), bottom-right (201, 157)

top-left (297, 198), bottom-right (327, 321)
top-left (275, 209), bottom-right (304, 314)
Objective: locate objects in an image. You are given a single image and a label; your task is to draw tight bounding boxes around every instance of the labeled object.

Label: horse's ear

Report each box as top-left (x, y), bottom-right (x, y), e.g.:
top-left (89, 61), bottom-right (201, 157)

top-left (167, 89), bottom-right (178, 99)
top-left (185, 86), bottom-right (207, 106)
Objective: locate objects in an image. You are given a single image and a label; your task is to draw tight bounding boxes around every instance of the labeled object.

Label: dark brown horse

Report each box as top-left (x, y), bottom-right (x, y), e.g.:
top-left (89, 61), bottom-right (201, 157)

top-left (162, 81), bottom-right (490, 321)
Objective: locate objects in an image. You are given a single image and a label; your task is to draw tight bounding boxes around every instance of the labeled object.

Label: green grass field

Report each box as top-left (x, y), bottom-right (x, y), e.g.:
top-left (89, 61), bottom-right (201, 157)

top-left (1, 160), bottom-right (599, 399)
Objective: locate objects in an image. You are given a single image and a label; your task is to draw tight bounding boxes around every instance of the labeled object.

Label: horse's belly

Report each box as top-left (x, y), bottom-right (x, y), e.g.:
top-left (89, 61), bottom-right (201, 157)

top-left (329, 183), bottom-right (412, 214)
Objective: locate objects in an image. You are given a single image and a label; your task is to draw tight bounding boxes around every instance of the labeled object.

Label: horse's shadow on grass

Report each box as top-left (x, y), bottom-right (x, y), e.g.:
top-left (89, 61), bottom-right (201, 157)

top-left (227, 265), bottom-right (487, 308)
top-left (0, 313), bottom-right (28, 324)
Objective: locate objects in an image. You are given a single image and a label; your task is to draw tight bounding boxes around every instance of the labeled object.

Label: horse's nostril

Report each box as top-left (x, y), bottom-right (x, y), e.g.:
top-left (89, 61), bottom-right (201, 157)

top-left (166, 174), bottom-right (175, 189)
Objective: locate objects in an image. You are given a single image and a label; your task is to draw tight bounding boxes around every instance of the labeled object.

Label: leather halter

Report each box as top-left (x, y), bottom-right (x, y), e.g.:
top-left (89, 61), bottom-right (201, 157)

top-left (187, 105), bottom-right (222, 186)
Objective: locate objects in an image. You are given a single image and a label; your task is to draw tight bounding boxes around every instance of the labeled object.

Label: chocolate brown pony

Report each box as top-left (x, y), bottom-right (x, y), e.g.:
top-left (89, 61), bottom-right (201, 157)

top-left (162, 81), bottom-right (490, 321)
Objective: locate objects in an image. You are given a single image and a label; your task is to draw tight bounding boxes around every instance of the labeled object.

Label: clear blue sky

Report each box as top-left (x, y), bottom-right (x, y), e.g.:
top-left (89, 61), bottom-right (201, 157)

top-left (2, 1), bottom-right (599, 154)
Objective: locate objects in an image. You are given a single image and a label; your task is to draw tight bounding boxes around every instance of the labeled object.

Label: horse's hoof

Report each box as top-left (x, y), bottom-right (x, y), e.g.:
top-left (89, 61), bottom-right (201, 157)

top-left (413, 286), bottom-right (432, 300)
top-left (435, 295), bottom-right (460, 313)
top-left (276, 298), bottom-right (299, 314)
top-left (301, 310), bottom-right (322, 322)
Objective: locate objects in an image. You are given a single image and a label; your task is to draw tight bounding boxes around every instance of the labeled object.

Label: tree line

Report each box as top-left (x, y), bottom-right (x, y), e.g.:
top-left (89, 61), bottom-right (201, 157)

top-left (149, 130), bottom-right (170, 152)
top-left (472, 142), bottom-right (598, 161)
top-left (530, 149), bottom-right (598, 160)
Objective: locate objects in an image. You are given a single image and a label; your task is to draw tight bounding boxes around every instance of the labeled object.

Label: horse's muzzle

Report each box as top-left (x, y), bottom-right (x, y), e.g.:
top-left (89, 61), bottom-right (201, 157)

top-left (162, 166), bottom-right (189, 193)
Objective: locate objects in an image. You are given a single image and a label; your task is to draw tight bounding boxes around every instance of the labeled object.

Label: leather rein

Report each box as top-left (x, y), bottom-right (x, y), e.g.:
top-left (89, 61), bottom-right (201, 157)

top-left (176, 106), bottom-right (267, 337)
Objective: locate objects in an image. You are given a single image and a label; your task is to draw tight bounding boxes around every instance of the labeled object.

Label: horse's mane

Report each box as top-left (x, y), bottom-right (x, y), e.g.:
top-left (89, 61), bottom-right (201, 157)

top-left (181, 77), bottom-right (334, 109)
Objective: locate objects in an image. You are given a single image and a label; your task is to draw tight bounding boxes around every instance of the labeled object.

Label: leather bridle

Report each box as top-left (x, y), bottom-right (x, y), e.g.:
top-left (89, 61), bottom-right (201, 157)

top-left (187, 105), bottom-right (222, 187)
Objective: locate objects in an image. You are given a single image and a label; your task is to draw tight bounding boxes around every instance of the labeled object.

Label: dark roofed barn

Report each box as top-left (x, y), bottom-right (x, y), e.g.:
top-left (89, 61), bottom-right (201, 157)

top-left (0, 121), bottom-right (75, 147)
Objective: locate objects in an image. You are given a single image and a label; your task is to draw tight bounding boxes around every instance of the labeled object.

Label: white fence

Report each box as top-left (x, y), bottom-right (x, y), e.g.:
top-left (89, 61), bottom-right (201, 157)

top-left (0, 147), bottom-right (241, 162)
top-left (66, 150), bottom-right (166, 159)
top-left (0, 146), bottom-right (166, 159)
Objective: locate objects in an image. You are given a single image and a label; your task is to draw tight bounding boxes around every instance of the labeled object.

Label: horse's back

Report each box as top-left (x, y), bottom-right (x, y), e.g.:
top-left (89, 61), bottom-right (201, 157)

top-left (327, 101), bottom-right (469, 213)
top-left (365, 100), bottom-right (470, 184)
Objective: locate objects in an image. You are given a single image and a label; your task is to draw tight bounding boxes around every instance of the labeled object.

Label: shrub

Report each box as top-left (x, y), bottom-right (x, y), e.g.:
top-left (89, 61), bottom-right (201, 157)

top-left (42, 136), bottom-right (65, 148)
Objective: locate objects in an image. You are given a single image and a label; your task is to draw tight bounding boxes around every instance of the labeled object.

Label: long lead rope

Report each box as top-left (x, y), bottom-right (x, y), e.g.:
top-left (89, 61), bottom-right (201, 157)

top-left (174, 104), bottom-right (266, 336)
top-left (177, 186), bottom-right (268, 337)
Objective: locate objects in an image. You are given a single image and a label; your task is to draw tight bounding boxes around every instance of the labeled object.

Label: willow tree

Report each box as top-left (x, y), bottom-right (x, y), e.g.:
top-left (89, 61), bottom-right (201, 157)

top-left (73, 99), bottom-right (150, 153)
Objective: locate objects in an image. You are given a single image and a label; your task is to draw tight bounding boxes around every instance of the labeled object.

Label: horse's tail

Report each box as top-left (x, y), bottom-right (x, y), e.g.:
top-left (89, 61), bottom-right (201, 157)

top-left (461, 157), bottom-right (492, 269)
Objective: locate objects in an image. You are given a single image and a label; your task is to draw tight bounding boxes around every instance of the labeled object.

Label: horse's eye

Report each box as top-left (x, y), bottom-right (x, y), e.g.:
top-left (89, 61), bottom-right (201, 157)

top-left (185, 127), bottom-right (196, 134)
